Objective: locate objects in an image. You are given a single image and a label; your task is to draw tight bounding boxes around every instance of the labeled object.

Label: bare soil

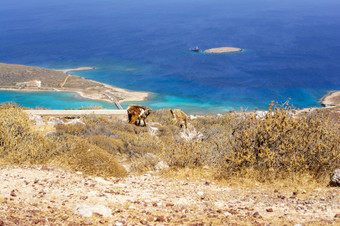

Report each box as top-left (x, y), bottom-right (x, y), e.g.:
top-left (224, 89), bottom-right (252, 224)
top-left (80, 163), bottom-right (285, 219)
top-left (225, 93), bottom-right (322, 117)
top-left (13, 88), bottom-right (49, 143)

top-left (1, 166), bottom-right (339, 225)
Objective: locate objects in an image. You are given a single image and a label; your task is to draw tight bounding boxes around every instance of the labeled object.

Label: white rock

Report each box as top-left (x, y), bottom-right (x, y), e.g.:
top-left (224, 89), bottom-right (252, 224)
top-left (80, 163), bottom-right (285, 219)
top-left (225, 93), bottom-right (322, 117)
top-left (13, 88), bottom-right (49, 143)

top-left (330, 168), bottom-right (340, 187)
top-left (214, 201), bottom-right (225, 209)
top-left (94, 177), bottom-right (112, 185)
top-left (189, 115), bottom-right (197, 120)
top-left (148, 126), bottom-right (159, 136)
top-left (73, 203), bottom-right (112, 218)
top-left (66, 118), bottom-right (85, 125)
top-left (115, 222), bottom-right (123, 226)
top-left (73, 203), bottom-right (93, 217)
top-left (91, 204), bottom-right (112, 217)
top-left (197, 191), bottom-right (204, 196)
top-left (28, 114), bottom-right (45, 127)
top-left (154, 160), bottom-right (169, 171)
top-left (224, 211), bottom-right (231, 217)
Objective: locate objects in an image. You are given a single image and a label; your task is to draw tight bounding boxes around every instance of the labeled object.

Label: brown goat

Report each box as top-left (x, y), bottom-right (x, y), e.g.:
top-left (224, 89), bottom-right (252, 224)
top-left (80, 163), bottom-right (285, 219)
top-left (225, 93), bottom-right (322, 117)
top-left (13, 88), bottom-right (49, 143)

top-left (170, 109), bottom-right (189, 128)
top-left (127, 105), bottom-right (152, 127)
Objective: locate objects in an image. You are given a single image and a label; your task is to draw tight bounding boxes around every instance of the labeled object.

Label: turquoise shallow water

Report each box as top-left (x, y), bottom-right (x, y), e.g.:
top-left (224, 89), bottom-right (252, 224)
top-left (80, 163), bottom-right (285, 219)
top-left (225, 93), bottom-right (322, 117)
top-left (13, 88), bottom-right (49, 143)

top-left (0, 0), bottom-right (339, 113)
top-left (0, 91), bottom-right (116, 110)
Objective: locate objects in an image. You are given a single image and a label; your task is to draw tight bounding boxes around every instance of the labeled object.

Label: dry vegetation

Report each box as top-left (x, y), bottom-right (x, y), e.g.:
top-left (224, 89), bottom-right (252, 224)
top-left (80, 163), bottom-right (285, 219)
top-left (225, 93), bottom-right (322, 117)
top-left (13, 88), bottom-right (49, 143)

top-left (0, 104), bottom-right (127, 177)
top-left (1, 102), bottom-right (339, 185)
top-left (0, 63), bottom-right (66, 87)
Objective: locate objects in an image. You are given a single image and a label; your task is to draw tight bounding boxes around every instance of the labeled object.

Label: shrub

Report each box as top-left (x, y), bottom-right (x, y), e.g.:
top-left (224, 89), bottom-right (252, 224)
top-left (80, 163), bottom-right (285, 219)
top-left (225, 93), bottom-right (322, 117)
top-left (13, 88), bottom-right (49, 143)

top-left (222, 102), bottom-right (340, 181)
top-left (54, 137), bottom-right (127, 177)
top-left (86, 134), bottom-right (125, 155)
top-left (0, 106), bottom-right (57, 164)
top-left (0, 105), bottom-right (127, 177)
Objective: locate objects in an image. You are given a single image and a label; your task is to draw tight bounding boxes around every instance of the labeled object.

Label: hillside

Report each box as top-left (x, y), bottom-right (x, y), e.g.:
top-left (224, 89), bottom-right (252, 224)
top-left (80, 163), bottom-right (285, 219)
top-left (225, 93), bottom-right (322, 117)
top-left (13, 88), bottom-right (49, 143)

top-left (0, 103), bottom-right (339, 224)
top-left (0, 63), bottom-right (66, 87)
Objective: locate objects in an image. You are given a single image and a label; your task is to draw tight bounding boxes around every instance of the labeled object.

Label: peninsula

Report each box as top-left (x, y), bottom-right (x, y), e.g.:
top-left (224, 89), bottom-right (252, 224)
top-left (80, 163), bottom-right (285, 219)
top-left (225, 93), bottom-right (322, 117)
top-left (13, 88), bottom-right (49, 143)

top-left (320, 91), bottom-right (340, 107)
top-left (0, 63), bottom-right (149, 104)
top-left (203, 47), bottom-right (242, 53)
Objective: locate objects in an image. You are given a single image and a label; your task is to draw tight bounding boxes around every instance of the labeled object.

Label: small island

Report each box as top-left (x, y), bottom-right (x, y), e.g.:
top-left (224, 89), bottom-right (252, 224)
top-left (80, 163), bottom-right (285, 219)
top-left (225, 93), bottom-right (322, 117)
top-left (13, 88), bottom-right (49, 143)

top-left (203, 47), bottom-right (242, 54)
top-left (0, 63), bottom-right (149, 104)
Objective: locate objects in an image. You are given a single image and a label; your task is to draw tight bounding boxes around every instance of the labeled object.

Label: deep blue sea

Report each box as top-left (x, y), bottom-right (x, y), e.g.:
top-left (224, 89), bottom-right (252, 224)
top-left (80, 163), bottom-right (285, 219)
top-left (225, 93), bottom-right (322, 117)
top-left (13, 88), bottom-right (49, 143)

top-left (1, 0), bottom-right (339, 113)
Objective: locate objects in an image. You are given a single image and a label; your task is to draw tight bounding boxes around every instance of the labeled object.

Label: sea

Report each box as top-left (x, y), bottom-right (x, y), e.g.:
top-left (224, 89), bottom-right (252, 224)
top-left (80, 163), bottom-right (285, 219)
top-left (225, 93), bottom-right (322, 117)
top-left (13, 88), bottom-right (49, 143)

top-left (0, 0), bottom-right (339, 113)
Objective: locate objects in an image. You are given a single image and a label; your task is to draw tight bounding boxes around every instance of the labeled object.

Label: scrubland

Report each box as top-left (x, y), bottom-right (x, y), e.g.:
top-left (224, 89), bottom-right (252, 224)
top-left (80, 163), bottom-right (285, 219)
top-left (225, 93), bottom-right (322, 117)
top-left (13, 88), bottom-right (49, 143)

top-left (0, 103), bottom-right (339, 224)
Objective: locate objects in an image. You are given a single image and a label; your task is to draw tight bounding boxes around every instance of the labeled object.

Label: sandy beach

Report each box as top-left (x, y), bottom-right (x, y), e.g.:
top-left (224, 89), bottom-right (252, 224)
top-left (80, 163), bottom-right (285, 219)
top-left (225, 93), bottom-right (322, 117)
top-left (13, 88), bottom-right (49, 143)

top-left (203, 47), bottom-right (242, 53)
top-left (56, 67), bottom-right (95, 74)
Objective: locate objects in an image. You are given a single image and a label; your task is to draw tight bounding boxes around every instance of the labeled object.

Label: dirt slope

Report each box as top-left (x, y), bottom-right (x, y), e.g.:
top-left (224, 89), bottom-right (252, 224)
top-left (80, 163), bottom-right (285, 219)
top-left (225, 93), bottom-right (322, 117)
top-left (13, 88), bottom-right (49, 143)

top-left (0, 166), bottom-right (339, 225)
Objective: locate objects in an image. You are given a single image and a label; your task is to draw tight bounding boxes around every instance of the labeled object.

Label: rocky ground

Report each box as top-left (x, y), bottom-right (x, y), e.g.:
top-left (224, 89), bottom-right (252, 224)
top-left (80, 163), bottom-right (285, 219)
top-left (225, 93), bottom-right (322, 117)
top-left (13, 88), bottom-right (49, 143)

top-left (0, 166), bottom-right (340, 225)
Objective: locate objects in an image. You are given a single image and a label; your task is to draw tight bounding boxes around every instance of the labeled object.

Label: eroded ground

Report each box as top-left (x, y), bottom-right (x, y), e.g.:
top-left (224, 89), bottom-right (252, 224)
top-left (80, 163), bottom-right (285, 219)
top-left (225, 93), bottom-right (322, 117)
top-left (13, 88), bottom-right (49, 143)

top-left (0, 166), bottom-right (339, 225)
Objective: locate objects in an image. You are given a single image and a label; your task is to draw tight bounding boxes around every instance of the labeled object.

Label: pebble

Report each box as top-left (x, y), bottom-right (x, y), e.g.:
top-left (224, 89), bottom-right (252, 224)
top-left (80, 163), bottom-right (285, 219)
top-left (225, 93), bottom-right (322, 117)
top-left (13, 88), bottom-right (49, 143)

top-left (197, 191), bottom-right (204, 196)
top-left (224, 212), bottom-right (231, 217)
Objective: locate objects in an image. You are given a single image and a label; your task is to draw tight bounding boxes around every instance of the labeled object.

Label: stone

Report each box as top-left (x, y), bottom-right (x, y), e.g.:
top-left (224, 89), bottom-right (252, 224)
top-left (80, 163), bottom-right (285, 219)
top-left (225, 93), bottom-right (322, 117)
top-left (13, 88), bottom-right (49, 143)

top-left (65, 118), bottom-right (85, 125)
top-left (28, 114), bottom-right (45, 127)
top-left (330, 169), bottom-right (340, 187)
top-left (74, 204), bottom-right (93, 217)
top-left (224, 212), bottom-right (232, 217)
top-left (253, 212), bottom-right (261, 218)
top-left (156, 216), bottom-right (165, 222)
top-left (94, 177), bottom-right (113, 185)
top-left (197, 191), bottom-right (204, 196)
top-left (73, 204), bottom-right (112, 218)
top-left (154, 160), bottom-right (169, 171)
top-left (10, 190), bottom-right (17, 197)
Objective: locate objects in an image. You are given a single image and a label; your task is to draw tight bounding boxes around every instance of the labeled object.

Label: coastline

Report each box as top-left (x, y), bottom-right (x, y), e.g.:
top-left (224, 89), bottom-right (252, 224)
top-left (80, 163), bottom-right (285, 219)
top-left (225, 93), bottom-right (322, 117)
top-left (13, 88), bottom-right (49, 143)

top-left (320, 91), bottom-right (340, 107)
top-left (0, 63), bottom-right (150, 107)
top-left (56, 67), bottom-right (95, 74)
top-left (56, 67), bottom-right (150, 103)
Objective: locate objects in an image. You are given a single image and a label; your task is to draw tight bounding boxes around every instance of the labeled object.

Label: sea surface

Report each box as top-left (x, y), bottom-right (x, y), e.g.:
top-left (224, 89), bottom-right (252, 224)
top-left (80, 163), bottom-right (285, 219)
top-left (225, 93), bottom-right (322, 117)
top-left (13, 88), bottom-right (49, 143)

top-left (0, 0), bottom-right (339, 113)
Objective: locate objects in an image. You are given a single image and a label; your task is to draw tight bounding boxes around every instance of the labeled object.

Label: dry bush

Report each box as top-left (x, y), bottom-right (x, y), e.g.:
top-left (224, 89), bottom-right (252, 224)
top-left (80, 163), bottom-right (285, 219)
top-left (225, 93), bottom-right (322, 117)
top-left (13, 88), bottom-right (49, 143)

top-left (86, 134), bottom-right (125, 155)
top-left (56, 124), bottom-right (85, 136)
top-left (164, 141), bottom-right (210, 168)
top-left (147, 108), bottom-right (174, 125)
top-left (0, 105), bottom-right (127, 177)
top-left (222, 102), bottom-right (340, 181)
top-left (54, 137), bottom-right (127, 177)
top-left (0, 106), bottom-right (57, 164)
